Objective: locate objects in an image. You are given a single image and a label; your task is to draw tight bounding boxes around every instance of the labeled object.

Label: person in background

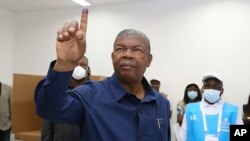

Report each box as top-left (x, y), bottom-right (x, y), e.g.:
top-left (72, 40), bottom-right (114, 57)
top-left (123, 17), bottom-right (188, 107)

top-left (177, 83), bottom-right (202, 119)
top-left (174, 83), bottom-right (201, 141)
top-left (35, 8), bottom-right (171, 141)
top-left (41, 56), bottom-right (91, 141)
top-left (180, 71), bottom-right (243, 141)
top-left (150, 79), bottom-right (169, 99)
top-left (0, 82), bottom-right (12, 141)
top-left (242, 93), bottom-right (250, 125)
top-left (150, 79), bottom-right (172, 118)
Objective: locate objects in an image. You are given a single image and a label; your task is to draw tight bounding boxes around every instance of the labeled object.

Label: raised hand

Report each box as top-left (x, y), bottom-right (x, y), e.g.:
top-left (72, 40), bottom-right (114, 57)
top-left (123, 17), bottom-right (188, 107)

top-left (54, 8), bottom-right (88, 71)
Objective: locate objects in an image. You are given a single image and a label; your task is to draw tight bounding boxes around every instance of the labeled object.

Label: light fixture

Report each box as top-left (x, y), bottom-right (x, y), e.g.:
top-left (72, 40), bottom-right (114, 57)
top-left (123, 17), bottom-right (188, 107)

top-left (72, 0), bottom-right (92, 6)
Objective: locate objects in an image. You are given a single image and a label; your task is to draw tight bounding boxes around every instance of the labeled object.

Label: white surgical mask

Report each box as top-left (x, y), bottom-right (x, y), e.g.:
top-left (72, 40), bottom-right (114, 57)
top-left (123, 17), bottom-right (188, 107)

top-left (187, 91), bottom-right (198, 100)
top-left (203, 89), bottom-right (221, 104)
top-left (72, 66), bottom-right (87, 80)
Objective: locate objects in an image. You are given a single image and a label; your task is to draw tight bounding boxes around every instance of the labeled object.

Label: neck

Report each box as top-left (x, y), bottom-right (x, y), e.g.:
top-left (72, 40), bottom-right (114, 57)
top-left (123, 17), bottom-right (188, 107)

top-left (120, 80), bottom-right (145, 100)
top-left (189, 99), bottom-right (195, 103)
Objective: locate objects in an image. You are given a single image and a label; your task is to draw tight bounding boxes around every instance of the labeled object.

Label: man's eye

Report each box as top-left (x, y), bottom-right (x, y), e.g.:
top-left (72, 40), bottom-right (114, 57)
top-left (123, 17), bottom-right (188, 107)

top-left (133, 48), bottom-right (143, 53)
top-left (135, 49), bottom-right (141, 52)
top-left (115, 47), bottom-right (124, 52)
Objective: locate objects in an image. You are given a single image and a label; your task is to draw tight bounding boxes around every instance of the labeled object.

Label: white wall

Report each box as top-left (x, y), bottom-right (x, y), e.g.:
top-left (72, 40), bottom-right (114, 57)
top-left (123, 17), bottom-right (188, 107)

top-left (14, 0), bottom-right (250, 140)
top-left (0, 8), bottom-right (15, 86)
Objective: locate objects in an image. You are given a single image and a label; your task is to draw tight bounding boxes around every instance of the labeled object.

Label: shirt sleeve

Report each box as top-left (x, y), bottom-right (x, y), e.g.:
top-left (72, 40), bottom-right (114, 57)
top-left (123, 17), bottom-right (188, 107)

top-left (177, 101), bottom-right (185, 116)
top-left (179, 114), bottom-right (187, 141)
top-left (34, 61), bottom-right (84, 124)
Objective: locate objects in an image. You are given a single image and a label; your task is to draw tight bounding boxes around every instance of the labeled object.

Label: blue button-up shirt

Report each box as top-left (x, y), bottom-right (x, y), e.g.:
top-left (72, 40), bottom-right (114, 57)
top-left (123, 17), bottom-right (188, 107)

top-left (35, 61), bottom-right (171, 141)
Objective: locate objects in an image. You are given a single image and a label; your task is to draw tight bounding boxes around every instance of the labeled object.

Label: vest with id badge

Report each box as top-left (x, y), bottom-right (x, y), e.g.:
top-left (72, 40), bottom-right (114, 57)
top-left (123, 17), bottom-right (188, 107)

top-left (185, 102), bottom-right (238, 141)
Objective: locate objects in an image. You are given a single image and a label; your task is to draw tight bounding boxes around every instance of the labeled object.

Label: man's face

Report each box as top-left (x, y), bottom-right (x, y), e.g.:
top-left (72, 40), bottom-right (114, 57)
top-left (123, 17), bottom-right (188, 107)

top-left (76, 57), bottom-right (90, 78)
top-left (151, 83), bottom-right (160, 92)
top-left (112, 36), bottom-right (152, 82)
top-left (78, 57), bottom-right (88, 70)
top-left (202, 78), bottom-right (223, 95)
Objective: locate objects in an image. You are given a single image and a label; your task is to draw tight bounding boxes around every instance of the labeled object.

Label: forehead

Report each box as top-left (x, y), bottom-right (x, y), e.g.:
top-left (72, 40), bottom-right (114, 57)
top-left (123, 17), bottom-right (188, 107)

top-left (151, 83), bottom-right (160, 86)
top-left (78, 57), bottom-right (88, 65)
top-left (203, 78), bottom-right (222, 85)
top-left (186, 85), bottom-right (198, 90)
top-left (114, 36), bottom-right (148, 48)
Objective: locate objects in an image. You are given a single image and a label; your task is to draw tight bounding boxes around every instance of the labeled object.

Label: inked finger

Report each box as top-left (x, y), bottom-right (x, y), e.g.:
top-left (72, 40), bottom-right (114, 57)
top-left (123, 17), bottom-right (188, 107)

top-left (80, 8), bottom-right (88, 32)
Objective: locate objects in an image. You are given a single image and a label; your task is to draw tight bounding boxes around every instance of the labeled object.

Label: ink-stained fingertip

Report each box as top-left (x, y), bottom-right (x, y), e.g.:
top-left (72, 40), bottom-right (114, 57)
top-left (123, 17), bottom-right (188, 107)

top-left (82, 8), bottom-right (88, 14)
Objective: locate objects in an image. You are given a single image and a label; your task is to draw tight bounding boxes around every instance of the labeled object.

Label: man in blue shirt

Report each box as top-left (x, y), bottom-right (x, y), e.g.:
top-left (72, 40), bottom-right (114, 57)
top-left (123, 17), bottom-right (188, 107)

top-left (35, 8), bottom-right (171, 141)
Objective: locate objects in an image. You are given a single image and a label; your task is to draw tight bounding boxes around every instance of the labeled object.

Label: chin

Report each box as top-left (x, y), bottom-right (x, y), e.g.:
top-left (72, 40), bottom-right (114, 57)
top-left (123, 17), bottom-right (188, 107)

top-left (121, 74), bottom-right (140, 83)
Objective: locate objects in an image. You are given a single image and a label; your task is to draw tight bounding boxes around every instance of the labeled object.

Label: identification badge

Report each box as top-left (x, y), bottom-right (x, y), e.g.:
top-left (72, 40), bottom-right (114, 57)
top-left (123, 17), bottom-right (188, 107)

top-left (205, 134), bottom-right (219, 141)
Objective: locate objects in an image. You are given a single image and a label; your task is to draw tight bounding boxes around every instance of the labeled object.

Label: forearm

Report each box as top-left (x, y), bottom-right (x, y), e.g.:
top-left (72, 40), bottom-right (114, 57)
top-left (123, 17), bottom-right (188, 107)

top-left (180, 114), bottom-right (187, 141)
top-left (35, 61), bottom-right (82, 124)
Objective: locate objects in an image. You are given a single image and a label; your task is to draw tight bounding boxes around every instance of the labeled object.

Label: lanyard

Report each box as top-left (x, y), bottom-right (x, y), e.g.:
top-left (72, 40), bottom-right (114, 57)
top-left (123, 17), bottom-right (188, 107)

top-left (201, 104), bottom-right (223, 135)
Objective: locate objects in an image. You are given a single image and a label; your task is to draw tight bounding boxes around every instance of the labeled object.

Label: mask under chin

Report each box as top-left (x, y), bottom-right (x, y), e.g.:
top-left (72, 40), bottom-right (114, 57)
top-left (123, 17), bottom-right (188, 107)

top-left (72, 66), bottom-right (87, 80)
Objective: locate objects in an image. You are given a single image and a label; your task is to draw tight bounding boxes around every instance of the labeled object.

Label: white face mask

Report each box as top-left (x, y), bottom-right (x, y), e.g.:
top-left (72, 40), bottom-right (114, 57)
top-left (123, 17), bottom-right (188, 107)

top-left (187, 91), bottom-right (198, 100)
top-left (203, 89), bottom-right (221, 104)
top-left (72, 66), bottom-right (87, 80)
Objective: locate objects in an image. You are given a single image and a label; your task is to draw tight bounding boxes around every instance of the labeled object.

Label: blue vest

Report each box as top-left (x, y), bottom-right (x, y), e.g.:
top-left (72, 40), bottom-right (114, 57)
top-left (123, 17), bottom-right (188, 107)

top-left (185, 102), bottom-right (238, 141)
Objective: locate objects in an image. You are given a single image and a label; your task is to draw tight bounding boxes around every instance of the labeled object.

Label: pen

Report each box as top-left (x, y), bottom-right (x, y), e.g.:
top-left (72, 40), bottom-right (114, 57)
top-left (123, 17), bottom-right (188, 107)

top-left (156, 118), bottom-right (163, 129)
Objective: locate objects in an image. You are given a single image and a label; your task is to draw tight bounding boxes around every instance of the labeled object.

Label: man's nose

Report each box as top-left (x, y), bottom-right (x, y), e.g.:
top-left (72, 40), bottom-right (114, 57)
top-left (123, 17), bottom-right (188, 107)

top-left (122, 49), bottom-right (134, 58)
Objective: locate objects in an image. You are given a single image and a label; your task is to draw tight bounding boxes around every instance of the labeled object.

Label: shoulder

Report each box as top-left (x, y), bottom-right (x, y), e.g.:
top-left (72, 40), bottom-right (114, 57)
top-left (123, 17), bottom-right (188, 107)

top-left (243, 104), bottom-right (250, 113)
top-left (186, 102), bottom-right (201, 111)
top-left (156, 91), bottom-right (170, 107)
top-left (223, 102), bottom-right (239, 111)
top-left (74, 79), bottom-right (106, 91)
top-left (2, 83), bottom-right (11, 89)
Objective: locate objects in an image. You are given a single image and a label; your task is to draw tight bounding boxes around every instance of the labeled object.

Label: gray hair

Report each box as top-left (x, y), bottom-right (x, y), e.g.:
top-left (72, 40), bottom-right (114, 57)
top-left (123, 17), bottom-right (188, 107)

top-left (113, 29), bottom-right (151, 53)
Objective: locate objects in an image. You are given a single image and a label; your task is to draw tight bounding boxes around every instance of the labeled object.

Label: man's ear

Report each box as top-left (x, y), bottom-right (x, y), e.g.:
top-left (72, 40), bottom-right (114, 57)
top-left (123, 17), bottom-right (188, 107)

top-left (146, 54), bottom-right (153, 67)
top-left (220, 88), bottom-right (224, 96)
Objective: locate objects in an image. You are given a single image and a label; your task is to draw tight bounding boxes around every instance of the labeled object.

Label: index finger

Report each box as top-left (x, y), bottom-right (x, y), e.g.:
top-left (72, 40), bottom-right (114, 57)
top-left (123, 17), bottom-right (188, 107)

top-left (80, 8), bottom-right (88, 32)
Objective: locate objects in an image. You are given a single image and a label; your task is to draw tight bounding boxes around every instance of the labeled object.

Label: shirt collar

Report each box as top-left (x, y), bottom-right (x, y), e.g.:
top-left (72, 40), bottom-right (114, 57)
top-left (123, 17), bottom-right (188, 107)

top-left (109, 73), bottom-right (157, 103)
top-left (201, 98), bottom-right (224, 107)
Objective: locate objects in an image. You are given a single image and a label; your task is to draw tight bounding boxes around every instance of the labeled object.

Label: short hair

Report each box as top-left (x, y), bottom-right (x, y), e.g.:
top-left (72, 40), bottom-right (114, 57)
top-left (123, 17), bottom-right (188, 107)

top-left (113, 29), bottom-right (151, 53)
top-left (82, 56), bottom-right (88, 64)
top-left (150, 79), bottom-right (160, 85)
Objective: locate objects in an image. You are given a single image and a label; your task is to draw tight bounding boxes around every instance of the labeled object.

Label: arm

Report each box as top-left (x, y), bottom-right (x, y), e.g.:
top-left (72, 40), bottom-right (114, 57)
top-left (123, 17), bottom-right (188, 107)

top-left (179, 114), bottom-right (187, 141)
top-left (35, 61), bottom-right (83, 124)
top-left (34, 8), bottom-right (89, 124)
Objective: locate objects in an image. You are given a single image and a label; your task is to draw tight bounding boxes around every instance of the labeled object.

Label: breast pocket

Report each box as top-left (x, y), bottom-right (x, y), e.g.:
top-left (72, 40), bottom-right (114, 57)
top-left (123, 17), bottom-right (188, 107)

top-left (154, 118), bottom-right (168, 141)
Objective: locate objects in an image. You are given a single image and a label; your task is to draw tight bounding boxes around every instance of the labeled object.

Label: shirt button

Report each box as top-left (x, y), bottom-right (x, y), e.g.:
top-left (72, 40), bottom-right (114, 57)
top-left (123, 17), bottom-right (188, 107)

top-left (137, 134), bottom-right (143, 140)
top-left (138, 106), bottom-right (143, 113)
top-left (47, 76), bottom-right (53, 81)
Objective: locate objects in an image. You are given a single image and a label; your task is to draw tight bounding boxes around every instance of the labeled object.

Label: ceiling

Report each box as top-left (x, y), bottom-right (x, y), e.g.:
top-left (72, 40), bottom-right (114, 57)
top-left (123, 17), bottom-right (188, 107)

top-left (0, 0), bottom-right (145, 13)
